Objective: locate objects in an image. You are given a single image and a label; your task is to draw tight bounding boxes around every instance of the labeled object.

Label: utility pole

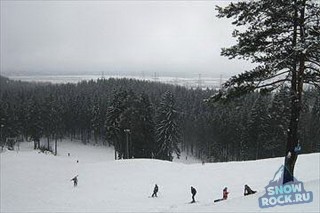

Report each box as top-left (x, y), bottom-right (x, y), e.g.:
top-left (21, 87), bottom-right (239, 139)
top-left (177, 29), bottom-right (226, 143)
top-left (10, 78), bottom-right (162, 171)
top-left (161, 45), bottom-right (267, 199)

top-left (124, 129), bottom-right (130, 159)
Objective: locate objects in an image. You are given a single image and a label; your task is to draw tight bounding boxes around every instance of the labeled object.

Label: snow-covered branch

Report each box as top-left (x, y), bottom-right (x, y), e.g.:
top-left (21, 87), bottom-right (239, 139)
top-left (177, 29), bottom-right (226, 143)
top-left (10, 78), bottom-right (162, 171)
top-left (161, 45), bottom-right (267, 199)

top-left (255, 78), bottom-right (290, 89)
top-left (305, 66), bottom-right (320, 73)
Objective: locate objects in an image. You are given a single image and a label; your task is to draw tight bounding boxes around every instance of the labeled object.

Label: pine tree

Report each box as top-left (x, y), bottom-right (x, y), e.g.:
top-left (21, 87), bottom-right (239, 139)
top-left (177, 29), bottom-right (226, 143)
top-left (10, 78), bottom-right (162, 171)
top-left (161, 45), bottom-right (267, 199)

top-left (155, 91), bottom-right (181, 161)
top-left (27, 97), bottom-right (43, 149)
top-left (106, 90), bottom-right (129, 159)
top-left (90, 95), bottom-right (103, 144)
top-left (241, 94), bottom-right (271, 160)
top-left (130, 93), bottom-right (155, 158)
top-left (106, 90), bottom-right (156, 159)
top-left (52, 96), bottom-right (64, 155)
top-left (265, 86), bottom-right (291, 157)
top-left (212, 0), bottom-right (320, 183)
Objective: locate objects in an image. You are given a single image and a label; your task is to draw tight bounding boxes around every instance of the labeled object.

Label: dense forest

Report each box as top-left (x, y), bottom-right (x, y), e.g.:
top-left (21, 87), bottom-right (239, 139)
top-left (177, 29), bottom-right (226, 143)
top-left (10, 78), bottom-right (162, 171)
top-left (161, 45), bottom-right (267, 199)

top-left (0, 75), bottom-right (319, 162)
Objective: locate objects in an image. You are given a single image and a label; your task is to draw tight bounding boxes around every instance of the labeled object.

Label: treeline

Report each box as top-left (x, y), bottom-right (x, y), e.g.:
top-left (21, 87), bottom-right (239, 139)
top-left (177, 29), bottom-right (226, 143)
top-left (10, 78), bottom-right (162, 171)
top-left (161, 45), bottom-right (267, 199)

top-left (0, 75), bottom-right (319, 161)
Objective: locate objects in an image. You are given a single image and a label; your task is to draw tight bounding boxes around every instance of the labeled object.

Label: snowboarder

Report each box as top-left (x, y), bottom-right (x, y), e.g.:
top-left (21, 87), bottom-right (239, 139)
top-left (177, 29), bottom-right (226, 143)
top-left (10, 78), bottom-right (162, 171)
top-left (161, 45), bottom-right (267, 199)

top-left (214, 187), bottom-right (229, 202)
top-left (244, 184), bottom-right (256, 196)
top-left (191, 186), bottom-right (197, 203)
top-left (151, 184), bottom-right (159, 197)
top-left (223, 187), bottom-right (229, 200)
top-left (71, 175), bottom-right (78, 187)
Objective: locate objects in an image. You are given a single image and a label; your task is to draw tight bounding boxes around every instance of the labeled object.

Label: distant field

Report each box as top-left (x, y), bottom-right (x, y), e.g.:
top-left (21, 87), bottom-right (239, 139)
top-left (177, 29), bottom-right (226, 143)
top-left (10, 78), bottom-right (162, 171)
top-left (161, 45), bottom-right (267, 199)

top-left (6, 74), bottom-right (226, 89)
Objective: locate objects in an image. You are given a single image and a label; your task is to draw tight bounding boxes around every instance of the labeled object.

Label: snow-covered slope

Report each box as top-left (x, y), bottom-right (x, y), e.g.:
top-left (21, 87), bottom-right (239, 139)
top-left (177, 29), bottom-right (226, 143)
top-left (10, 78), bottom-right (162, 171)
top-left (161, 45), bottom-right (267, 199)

top-left (1, 141), bottom-right (319, 212)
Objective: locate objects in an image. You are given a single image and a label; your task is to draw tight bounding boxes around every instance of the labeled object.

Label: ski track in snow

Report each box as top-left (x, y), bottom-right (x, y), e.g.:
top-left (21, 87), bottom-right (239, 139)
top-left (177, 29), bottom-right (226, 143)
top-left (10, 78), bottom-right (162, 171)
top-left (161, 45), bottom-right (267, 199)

top-left (1, 140), bottom-right (319, 212)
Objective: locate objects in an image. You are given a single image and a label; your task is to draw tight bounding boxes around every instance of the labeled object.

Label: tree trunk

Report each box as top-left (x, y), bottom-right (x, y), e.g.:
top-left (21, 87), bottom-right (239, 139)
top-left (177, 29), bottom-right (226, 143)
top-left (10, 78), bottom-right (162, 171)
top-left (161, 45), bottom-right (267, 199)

top-left (54, 136), bottom-right (58, 156)
top-left (283, 0), bottom-right (306, 184)
top-left (47, 137), bottom-right (50, 150)
top-left (256, 139), bottom-right (260, 160)
top-left (283, 81), bottom-right (300, 183)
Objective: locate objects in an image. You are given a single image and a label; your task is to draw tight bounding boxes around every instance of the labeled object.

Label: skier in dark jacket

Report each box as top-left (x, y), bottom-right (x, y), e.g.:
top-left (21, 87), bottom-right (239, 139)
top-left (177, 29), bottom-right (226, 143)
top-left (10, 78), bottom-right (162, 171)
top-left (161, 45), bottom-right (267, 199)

top-left (71, 175), bottom-right (78, 187)
top-left (244, 184), bottom-right (256, 196)
top-left (191, 186), bottom-right (197, 203)
top-left (152, 184), bottom-right (159, 197)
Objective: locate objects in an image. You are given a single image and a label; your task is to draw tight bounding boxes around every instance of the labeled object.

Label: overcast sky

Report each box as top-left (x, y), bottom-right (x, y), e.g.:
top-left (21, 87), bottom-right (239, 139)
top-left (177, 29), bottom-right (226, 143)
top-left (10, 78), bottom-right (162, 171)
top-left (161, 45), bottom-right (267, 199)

top-left (0, 0), bottom-right (253, 78)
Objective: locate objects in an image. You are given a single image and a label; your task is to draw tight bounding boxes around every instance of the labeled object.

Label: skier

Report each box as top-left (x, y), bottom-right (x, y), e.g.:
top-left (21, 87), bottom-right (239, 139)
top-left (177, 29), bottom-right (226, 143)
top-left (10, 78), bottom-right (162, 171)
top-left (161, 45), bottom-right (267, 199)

top-left (191, 186), bottom-right (197, 203)
top-left (214, 187), bottom-right (229, 202)
top-left (71, 175), bottom-right (78, 187)
top-left (244, 184), bottom-right (256, 196)
top-left (223, 187), bottom-right (229, 200)
top-left (151, 184), bottom-right (159, 197)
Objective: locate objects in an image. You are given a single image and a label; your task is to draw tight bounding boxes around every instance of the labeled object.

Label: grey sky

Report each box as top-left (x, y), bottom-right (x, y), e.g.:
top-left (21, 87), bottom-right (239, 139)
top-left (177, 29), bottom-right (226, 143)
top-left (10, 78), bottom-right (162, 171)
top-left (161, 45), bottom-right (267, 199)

top-left (0, 0), bottom-right (253, 78)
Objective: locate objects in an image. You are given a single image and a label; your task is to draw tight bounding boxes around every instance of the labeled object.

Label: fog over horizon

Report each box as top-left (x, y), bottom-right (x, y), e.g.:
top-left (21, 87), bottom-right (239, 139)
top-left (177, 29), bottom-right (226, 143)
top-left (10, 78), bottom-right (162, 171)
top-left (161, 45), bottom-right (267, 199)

top-left (1, 0), bottom-right (254, 79)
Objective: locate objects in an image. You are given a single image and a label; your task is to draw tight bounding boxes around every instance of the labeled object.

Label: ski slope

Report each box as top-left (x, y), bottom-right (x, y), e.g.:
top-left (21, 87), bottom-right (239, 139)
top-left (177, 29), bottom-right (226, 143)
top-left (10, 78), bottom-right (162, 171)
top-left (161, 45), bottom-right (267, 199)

top-left (1, 140), bottom-right (319, 212)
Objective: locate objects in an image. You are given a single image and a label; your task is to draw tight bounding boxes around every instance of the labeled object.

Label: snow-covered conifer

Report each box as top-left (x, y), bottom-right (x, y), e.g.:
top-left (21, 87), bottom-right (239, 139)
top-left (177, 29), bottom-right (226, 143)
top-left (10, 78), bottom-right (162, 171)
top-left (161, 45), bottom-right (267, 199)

top-left (155, 91), bottom-right (181, 161)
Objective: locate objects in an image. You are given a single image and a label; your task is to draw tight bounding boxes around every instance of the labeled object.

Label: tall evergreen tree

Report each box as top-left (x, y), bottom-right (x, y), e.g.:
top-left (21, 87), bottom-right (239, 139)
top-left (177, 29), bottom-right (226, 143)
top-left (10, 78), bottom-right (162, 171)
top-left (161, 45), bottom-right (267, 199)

top-left (155, 91), bottom-right (181, 161)
top-left (264, 86), bottom-right (291, 157)
top-left (245, 94), bottom-right (271, 160)
top-left (106, 90), bottom-right (156, 159)
top-left (106, 90), bottom-right (129, 159)
top-left (27, 97), bottom-right (43, 149)
top-left (91, 95), bottom-right (103, 143)
top-left (130, 93), bottom-right (155, 158)
top-left (212, 0), bottom-right (320, 183)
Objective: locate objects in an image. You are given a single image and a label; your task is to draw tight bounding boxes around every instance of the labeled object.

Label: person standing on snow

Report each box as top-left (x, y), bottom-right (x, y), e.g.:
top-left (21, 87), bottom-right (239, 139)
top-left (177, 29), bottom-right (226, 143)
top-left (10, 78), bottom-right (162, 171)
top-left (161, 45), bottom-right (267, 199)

top-left (151, 184), bottom-right (159, 197)
top-left (191, 186), bottom-right (197, 203)
top-left (223, 187), bottom-right (229, 200)
top-left (214, 187), bottom-right (229, 202)
top-left (71, 175), bottom-right (78, 187)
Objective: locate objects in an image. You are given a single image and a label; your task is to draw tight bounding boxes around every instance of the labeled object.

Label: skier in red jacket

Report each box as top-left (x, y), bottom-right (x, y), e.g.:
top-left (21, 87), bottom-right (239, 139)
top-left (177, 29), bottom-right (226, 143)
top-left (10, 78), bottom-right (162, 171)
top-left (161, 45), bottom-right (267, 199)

top-left (223, 187), bottom-right (229, 200)
top-left (214, 187), bottom-right (229, 202)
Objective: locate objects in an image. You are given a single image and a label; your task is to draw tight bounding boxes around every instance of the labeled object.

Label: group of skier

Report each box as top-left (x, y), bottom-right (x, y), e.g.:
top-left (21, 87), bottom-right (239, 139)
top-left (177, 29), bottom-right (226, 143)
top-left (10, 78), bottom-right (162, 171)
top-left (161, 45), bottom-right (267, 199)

top-left (71, 176), bottom-right (256, 203)
top-left (71, 175), bottom-right (256, 202)
top-left (70, 156), bottom-right (256, 203)
top-left (150, 183), bottom-right (256, 203)
top-left (71, 169), bottom-right (256, 202)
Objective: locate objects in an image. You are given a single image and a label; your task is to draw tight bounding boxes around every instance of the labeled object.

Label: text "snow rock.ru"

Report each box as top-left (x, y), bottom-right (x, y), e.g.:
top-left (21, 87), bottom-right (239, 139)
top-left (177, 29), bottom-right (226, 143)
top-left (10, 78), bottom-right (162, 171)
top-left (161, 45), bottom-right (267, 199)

top-left (258, 166), bottom-right (313, 208)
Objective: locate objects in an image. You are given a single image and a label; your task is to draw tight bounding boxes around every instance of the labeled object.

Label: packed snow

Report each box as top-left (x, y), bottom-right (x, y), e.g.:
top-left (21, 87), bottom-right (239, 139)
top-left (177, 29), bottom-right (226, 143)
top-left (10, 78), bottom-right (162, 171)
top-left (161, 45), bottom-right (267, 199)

top-left (1, 140), bottom-right (319, 212)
